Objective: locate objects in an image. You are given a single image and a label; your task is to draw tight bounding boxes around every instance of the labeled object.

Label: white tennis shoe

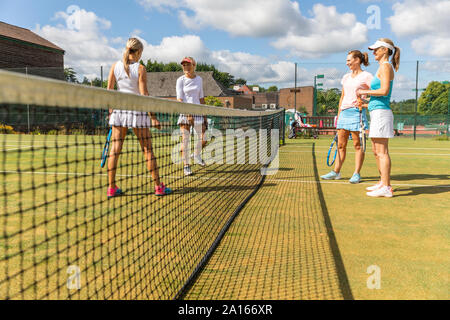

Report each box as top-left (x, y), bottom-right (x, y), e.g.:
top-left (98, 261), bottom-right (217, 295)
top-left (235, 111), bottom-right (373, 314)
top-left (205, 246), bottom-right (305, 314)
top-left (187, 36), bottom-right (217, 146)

top-left (366, 185), bottom-right (393, 198)
top-left (366, 182), bottom-right (382, 191)
top-left (184, 165), bottom-right (192, 176)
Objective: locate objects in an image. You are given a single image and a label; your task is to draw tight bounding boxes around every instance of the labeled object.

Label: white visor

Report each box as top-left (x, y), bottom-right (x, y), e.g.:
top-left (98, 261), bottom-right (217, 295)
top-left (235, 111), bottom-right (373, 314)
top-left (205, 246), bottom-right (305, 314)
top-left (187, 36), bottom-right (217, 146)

top-left (368, 40), bottom-right (394, 52)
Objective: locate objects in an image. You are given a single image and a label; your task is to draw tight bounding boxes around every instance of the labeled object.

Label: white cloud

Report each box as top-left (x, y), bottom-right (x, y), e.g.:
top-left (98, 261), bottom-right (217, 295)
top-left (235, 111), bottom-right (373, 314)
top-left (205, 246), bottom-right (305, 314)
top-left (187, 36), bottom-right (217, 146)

top-left (141, 34), bottom-right (211, 64)
top-left (272, 5), bottom-right (368, 58)
top-left (387, 0), bottom-right (450, 57)
top-left (421, 60), bottom-right (450, 74)
top-left (35, 8), bottom-right (121, 80)
top-left (137, 0), bottom-right (184, 12)
top-left (33, 7), bottom-right (296, 85)
top-left (139, 0), bottom-right (369, 58)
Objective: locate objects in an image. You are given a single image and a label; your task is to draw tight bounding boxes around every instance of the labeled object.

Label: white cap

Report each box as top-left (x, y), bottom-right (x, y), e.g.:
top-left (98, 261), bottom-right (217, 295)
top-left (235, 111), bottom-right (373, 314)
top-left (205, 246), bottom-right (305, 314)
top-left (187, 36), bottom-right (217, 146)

top-left (368, 40), bottom-right (394, 52)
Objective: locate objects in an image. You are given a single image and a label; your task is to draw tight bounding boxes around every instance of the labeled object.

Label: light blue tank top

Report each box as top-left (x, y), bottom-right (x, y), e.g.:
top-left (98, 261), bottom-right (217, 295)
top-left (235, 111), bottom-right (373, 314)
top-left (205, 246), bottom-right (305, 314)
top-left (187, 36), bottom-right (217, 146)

top-left (368, 63), bottom-right (394, 112)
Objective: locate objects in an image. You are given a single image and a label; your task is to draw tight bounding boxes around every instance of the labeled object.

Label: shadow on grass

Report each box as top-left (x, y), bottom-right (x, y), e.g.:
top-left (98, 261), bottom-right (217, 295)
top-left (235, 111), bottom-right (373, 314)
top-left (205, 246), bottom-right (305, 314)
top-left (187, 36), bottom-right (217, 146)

top-left (120, 183), bottom-right (277, 196)
top-left (365, 174), bottom-right (450, 182)
top-left (312, 143), bottom-right (354, 300)
top-left (393, 185), bottom-right (450, 197)
top-left (205, 167), bottom-right (294, 174)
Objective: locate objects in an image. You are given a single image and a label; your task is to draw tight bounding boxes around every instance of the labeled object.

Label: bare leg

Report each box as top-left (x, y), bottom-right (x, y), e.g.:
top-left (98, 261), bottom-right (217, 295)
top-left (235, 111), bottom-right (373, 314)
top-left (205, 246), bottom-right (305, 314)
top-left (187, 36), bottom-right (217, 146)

top-left (334, 129), bottom-right (350, 173)
top-left (134, 127), bottom-right (161, 186)
top-left (351, 131), bottom-right (365, 174)
top-left (108, 126), bottom-right (128, 189)
top-left (371, 139), bottom-right (381, 183)
top-left (193, 122), bottom-right (203, 157)
top-left (202, 123), bottom-right (208, 148)
top-left (180, 124), bottom-right (191, 166)
top-left (372, 138), bottom-right (391, 186)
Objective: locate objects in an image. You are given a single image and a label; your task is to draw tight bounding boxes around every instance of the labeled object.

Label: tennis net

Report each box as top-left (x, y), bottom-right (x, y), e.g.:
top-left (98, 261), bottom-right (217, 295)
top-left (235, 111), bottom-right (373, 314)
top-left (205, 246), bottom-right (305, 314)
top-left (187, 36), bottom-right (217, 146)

top-left (0, 70), bottom-right (284, 299)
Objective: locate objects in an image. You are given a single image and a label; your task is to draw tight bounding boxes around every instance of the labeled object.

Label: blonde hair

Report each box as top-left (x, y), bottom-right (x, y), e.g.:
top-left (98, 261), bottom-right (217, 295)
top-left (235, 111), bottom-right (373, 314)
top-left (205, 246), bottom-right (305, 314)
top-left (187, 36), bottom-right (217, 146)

top-left (379, 38), bottom-right (400, 72)
top-left (123, 38), bottom-right (143, 76)
top-left (348, 50), bottom-right (370, 67)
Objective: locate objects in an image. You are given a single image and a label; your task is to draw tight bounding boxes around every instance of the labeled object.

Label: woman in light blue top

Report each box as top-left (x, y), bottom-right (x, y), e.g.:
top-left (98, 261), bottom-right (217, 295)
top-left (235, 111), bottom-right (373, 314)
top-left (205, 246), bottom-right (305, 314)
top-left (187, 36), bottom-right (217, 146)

top-left (357, 38), bottom-right (400, 198)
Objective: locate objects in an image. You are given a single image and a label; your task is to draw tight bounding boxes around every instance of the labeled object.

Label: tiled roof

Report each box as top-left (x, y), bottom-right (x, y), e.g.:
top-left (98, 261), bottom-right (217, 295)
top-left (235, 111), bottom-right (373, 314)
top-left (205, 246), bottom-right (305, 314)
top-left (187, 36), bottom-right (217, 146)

top-left (0, 21), bottom-right (64, 52)
top-left (147, 71), bottom-right (237, 97)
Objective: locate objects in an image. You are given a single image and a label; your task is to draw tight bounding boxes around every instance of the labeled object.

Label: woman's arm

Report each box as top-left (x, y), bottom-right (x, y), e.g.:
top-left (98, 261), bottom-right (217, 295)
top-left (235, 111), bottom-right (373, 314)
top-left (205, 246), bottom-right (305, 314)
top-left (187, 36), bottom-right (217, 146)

top-left (336, 87), bottom-right (345, 121)
top-left (138, 64), bottom-right (149, 96)
top-left (107, 63), bottom-right (116, 117)
top-left (138, 65), bottom-right (160, 129)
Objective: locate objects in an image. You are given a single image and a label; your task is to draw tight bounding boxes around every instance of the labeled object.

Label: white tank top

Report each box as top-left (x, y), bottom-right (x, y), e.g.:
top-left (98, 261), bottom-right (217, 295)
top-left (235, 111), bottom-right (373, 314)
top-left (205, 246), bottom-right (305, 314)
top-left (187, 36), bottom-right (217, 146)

top-left (114, 61), bottom-right (140, 95)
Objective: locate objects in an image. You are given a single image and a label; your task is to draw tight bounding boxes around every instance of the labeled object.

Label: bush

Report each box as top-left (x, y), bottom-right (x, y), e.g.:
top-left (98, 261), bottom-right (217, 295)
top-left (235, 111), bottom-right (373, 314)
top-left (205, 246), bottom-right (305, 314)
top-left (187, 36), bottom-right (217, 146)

top-left (204, 96), bottom-right (223, 107)
top-left (0, 124), bottom-right (16, 134)
top-left (432, 135), bottom-right (449, 141)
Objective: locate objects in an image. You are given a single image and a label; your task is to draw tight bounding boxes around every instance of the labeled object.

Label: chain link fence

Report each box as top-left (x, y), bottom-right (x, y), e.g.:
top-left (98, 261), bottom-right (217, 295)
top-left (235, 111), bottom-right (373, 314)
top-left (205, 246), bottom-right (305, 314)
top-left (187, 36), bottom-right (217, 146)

top-left (1, 60), bottom-right (449, 138)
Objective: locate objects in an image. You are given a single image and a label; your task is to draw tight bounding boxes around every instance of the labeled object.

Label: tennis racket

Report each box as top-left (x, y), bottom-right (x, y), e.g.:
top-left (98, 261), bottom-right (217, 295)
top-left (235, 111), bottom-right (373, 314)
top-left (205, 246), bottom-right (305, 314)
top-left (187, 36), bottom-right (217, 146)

top-left (100, 127), bottom-right (112, 168)
top-left (326, 134), bottom-right (338, 167)
top-left (357, 98), bottom-right (367, 153)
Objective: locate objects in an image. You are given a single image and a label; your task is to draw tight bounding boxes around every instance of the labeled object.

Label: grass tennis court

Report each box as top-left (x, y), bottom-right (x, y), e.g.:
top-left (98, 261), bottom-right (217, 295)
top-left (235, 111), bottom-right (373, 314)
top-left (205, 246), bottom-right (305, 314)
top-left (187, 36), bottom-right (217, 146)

top-left (184, 136), bottom-right (449, 300)
top-left (313, 137), bottom-right (449, 300)
top-left (0, 133), bottom-right (266, 299)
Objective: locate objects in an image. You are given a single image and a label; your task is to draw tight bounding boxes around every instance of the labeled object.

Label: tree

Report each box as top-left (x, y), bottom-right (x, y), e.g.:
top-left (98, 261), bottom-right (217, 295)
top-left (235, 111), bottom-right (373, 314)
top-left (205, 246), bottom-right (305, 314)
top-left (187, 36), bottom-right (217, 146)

top-left (196, 63), bottom-right (235, 88)
top-left (234, 78), bottom-right (247, 85)
top-left (418, 81), bottom-right (449, 115)
top-left (267, 86), bottom-right (278, 92)
top-left (81, 77), bottom-right (107, 88)
top-left (145, 60), bottom-right (239, 89)
top-left (204, 96), bottom-right (223, 107)
top-left (64, 67), bottom-right (78, 83)
top-left (248, 85), bottom-right (266, 93)
top-left (317, 88), bottom-right (341, 115)
top-left (391, 99), bottom-right (416, 114)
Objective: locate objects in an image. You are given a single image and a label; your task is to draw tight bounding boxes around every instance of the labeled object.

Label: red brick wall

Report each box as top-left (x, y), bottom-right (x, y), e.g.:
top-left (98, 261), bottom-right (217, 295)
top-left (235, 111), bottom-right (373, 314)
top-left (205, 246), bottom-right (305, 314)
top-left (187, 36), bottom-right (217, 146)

top-left (0, 38), bottom-right (64, 80)
top-left (217, 96), bottom-right (253, 110)
top-left (279, 86), bottom-right (314, 115)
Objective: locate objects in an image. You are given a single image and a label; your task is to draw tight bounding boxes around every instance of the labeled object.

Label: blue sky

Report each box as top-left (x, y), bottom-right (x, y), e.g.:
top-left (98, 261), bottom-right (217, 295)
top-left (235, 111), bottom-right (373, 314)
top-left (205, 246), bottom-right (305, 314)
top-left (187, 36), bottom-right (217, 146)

top-left (1, 0), bottom-right (449, 100)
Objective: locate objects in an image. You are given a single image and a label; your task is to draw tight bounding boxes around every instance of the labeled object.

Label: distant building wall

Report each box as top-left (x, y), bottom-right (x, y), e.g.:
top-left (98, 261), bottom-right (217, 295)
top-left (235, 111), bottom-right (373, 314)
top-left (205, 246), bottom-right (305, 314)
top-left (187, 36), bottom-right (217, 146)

top-left (279, 86), bottom-right (314, 115)
top-left (0, 38), bottom-right (64, 80)
top-left (217, 96), bottom-right (253, 110)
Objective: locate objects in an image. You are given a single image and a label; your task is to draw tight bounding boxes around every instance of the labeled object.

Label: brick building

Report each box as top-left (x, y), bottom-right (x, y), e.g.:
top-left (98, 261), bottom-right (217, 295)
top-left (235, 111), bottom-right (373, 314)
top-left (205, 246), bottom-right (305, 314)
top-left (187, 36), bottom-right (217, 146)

top-left (0, 21), bottom-right (65, 80)
top-left (279, 86), bottom-right (314, 115)
top-left (248, 92), bottom-right (279, 109)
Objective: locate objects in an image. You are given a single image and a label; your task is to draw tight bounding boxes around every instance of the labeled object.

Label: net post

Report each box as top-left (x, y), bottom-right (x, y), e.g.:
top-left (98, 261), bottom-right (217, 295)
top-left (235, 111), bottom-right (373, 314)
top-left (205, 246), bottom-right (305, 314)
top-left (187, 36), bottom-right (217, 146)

top-left (447, 85), bottom-right (449, 138)
top-left (26, 66), bottom-right (30, 133)
top-left (414, 60), bottom-right (419, 141)
top-left (282, 108), bottom-right (286, 145)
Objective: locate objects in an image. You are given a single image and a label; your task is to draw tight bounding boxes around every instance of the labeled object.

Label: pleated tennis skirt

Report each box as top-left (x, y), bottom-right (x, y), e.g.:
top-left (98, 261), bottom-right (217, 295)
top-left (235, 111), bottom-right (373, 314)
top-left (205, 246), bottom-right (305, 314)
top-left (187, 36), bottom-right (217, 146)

top-left (177, 114), bottom-right (204, 125)
top-left (336, 108), bottom-right (369, 131)
top-left (109, 110), bottom-right (151, 128)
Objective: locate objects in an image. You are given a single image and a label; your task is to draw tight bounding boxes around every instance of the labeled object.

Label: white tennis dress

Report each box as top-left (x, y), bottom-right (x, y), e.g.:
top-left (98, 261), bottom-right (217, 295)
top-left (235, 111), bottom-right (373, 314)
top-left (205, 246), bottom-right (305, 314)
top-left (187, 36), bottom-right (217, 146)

top-left (109, 61), bottom-right (151, 128)
top-left (176, 75), bottom-right (204, 125)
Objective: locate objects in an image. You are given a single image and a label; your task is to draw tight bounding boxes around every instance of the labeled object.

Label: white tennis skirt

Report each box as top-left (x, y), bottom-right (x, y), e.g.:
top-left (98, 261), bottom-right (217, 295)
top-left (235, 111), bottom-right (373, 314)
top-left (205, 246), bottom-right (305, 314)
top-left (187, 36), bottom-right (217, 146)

top-left (109, 110), bottom-right (151, 128)
top-left (177, 114), bottom-right (204, 125)
top-left (369, 109), bottom-right (394, 138)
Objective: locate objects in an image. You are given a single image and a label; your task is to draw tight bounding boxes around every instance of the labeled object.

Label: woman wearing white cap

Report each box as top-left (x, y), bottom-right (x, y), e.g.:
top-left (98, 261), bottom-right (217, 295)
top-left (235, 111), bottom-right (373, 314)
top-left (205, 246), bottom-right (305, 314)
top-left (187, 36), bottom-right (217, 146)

top-left (357, 38), bottom-right (400, 197)
top-left (107, 38), bottom-right (172, 197)
top-left (176, 56), bottom-right (207, 176)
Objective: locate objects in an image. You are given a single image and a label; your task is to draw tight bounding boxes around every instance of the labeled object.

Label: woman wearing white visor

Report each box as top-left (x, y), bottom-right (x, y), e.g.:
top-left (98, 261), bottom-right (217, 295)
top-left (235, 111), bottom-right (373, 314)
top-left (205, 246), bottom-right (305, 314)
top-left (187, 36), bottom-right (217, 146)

top-left (357, 38), bottom-right (400, 197)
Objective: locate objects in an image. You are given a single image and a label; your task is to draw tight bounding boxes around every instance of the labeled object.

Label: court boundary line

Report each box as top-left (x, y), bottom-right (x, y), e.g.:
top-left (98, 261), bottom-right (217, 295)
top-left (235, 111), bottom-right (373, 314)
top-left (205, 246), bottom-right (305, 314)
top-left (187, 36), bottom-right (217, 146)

top-left (1, 170), bottom-right (449, 188)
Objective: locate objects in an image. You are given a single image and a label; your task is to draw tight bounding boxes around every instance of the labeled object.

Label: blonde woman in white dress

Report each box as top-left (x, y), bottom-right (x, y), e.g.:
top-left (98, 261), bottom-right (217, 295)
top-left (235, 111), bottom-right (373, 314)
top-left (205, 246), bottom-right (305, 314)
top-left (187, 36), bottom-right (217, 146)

top-left (107, 38), bottom-right (172, 197)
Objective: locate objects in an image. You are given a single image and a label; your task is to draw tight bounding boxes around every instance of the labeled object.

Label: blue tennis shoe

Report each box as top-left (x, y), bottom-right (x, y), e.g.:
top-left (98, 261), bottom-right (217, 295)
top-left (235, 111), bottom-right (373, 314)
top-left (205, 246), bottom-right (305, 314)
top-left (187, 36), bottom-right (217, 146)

top-left (349, 173), bottom-right (361, 184)
top-left (320, 171), bottom-right (341, 180)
